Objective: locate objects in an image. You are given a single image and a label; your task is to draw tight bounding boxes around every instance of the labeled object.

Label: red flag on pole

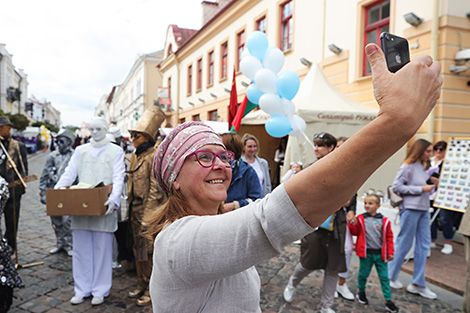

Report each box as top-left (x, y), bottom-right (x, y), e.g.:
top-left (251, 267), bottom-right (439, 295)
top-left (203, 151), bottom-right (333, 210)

top-left (228, 68), bottom-right (238, 129)
top-left (230, 95), bottom-right (248, 132)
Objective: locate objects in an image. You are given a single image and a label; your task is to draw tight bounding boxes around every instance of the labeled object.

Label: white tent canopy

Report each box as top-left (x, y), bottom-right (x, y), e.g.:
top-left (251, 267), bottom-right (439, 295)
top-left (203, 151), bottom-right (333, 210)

top-left (242, 64), bottom-right (405, 197)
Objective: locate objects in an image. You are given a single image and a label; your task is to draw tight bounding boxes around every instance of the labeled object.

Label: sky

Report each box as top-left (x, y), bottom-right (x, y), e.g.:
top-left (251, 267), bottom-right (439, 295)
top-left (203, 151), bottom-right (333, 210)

top-left (0, 0), bottom-right (202, 127)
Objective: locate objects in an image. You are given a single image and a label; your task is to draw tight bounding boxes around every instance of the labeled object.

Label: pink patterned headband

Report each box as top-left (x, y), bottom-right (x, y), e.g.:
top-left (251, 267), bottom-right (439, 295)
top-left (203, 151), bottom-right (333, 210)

top-left (153, 121), bottom-right (226, 193)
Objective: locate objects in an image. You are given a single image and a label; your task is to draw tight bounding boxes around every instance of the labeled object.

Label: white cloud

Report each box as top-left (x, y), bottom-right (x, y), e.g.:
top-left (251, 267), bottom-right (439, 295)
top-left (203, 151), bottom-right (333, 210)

top-left (0, 0), bottom-right (202, 126)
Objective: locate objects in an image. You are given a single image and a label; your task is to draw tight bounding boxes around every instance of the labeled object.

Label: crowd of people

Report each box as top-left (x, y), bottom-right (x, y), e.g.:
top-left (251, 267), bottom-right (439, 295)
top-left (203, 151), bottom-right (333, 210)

top-left (2, 42), bottom-right (470, 313)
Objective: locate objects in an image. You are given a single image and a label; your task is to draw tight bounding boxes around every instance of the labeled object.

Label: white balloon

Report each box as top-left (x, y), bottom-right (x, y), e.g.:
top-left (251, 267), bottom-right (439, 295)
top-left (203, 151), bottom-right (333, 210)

top-left (240, 55), bottom-right (262, 81)
top-left (254, 68), bottom-right (277, 94)
top-left (259, 93), bottom-right (283, 116)
top-left (289, 115), bottom-right (307, 137)
top-left (282, 98), bottom-right (295, 118)
top-left (262, 47), bottom-right (284, 74)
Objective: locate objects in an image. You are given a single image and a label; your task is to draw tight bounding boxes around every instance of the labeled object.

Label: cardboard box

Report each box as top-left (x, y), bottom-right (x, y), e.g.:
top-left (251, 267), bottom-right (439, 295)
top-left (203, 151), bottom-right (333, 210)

top-left (46, 184), bottom-right (112, 216)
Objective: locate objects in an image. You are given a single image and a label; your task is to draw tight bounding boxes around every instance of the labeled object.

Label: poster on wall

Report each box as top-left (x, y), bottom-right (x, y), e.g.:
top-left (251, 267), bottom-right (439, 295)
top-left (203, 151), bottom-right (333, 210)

top-left (434, 137), bottom-right (470, 213)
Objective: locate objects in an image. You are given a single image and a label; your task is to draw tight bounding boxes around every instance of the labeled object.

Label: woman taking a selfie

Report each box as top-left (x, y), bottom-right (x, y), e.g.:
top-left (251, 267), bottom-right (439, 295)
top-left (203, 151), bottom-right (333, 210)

top-left (143, 44), bottom-right (442, 312)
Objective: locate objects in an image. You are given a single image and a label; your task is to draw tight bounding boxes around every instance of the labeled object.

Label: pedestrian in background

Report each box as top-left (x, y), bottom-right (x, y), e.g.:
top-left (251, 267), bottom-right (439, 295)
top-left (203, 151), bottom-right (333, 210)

top-left (39, 129), bottom-right (75, 256)
top-left (457, 202), bottom-right (470, 313)
top-left (388, 139), bottom-right (437, 299)
top-left (429, 140), bottom-right (460, 255)
top-left (281, 161), bottom-right (302, 183)
top-left (335, 136), bottom-right (357, 301)
top-left (241, 133), bottom-right (271, 196)
top-left (0, 175), bottom-right (23, 312)
top-left (348, 194), bottom-right (399, 313)
top-left (221, 133), bottom-right (261, 211)
top-left (126, 108), bottom-right (167, 306)
top-left (284, 132), bottom-right (349, 313)
top-left (0, 116), bottom-right (28, 253)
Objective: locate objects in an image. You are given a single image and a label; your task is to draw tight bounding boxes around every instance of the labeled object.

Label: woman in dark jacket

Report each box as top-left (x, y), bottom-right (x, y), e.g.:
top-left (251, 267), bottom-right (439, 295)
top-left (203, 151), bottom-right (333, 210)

top-left (221, 133), bottom-right (262, 211)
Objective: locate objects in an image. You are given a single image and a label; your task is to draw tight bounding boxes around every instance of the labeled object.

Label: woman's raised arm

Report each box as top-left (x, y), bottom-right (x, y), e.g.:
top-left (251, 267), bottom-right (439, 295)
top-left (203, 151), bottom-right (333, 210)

top-left (285, 43), bottom-right (442, 227)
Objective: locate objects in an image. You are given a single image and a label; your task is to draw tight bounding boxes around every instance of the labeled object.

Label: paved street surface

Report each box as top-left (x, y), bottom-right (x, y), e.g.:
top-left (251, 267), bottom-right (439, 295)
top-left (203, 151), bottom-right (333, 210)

top-left (4, 150), bottom-right (464, 312)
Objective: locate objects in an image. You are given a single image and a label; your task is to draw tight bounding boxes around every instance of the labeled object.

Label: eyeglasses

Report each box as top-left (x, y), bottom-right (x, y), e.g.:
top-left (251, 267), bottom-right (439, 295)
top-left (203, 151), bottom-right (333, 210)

top-left (131, 133), bottom-right (141, 140)
top-left (314, 132), bottom-right (326, 139)
top-left (434, 147), bottom-right (444, 152)
top-left (186, 150), bottom-right (235, 168)
top-left (58, 138), bottom-right (67, 144)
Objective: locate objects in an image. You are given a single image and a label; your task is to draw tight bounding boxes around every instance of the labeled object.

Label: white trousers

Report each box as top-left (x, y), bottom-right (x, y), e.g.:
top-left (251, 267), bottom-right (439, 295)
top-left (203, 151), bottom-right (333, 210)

top-left (338, 227), bottom-right (353, 279)
top-left (72, 230), bottom-right (113, 297)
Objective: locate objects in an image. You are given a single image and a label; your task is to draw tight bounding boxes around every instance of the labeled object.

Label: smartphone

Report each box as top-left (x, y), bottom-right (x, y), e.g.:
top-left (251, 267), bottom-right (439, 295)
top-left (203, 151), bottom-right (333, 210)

top-left (380, 32), bottom-right (410, 73)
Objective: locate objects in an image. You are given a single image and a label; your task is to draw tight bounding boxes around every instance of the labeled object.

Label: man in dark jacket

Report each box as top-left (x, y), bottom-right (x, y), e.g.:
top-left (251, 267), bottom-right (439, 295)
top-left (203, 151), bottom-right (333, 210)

top-left (0, 116), bottom-right (28, 252)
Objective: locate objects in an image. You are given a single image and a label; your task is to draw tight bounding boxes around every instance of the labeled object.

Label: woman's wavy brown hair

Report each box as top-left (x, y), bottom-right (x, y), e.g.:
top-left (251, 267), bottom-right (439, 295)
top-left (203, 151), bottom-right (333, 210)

top-left (142, 186), bottom-right (226, 241)
top-left (404, 138), bottom-right (432, 169)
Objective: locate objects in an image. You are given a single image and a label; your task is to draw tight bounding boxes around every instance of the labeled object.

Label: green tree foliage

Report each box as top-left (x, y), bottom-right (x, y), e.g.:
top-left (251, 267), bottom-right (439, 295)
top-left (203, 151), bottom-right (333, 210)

top-left (31, 121), bottom-right (59, 133)
top-left (2, 113), bottom-right (30, 131)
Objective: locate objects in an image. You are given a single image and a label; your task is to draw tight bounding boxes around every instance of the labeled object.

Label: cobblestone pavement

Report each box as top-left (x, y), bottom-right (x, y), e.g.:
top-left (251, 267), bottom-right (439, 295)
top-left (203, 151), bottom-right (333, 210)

top-left (5, 150), bottom-right (464, 312)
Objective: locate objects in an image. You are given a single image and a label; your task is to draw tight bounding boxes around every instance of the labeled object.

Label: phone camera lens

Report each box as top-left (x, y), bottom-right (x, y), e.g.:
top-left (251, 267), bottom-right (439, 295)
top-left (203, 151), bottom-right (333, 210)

top-left (385, 34), bottom-right (390, 40)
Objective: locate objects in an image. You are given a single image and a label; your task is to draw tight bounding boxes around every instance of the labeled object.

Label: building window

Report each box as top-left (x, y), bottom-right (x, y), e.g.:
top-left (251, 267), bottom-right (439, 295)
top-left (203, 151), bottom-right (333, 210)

top-left (192, 114), bottom-right (201, 121)
top-left (221, 42), bottom-right (228, 80)
top-left (208, 110), bottom-right (218, 121)
top-left (187, 65), bottom-right (192, 95)
top-left (363, 0), bottom-right (390, 76)
top-left (237, 31), bottom-right (245, 72)
top-left (280, 1), bottom-right (293, 51)
top-left (208, 51), bottom-right (214, 86)
top-left (179, 117), bottom-right (186, 124)
top-left (257, 16), bottom-right (266, 33)
top-left (197, 58), bottom-right (203, 91)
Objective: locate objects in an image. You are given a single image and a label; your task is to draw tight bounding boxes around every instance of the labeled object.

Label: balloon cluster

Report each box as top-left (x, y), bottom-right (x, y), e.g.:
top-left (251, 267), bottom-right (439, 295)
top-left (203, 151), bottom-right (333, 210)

top-left (240, 31), bottom-right (306, 138)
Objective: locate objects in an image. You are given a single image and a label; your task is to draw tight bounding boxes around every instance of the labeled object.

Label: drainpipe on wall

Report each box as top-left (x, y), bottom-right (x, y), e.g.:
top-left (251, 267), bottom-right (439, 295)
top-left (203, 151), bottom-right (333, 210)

top-left (175, 57), bottom-right (180, 125)
top-left (427, 0), bottom-right (439, 142)
top-left (18, 75), bottom-right (22, 114)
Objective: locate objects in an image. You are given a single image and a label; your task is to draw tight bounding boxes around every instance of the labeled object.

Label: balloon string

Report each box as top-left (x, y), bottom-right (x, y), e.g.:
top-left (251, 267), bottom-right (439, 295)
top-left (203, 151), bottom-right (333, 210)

top-left (301, 131), bottom-right (315, 150)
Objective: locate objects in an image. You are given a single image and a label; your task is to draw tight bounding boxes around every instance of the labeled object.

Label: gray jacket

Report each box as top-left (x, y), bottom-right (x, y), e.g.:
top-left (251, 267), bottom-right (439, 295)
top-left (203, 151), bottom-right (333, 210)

top-left (392, 162), bottom-right (430, 211)
top-left (39, 148), bottom-right (74, 194)
top-left (241, 155), bottom-right (272, 196)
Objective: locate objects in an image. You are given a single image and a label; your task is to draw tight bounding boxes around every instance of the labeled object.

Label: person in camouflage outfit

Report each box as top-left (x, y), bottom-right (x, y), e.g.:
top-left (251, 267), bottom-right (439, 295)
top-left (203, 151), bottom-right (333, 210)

top-left (39, 129), bottom-right (75, 256)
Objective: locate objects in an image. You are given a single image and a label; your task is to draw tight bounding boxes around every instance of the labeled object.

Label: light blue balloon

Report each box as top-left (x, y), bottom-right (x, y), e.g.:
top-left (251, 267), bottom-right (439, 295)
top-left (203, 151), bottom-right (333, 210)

top-left (246, 31), bottom-right (269, 61)
top-left (246, 84), bottom-right (264, 104)
top-left (265, 115), bottom-right (292, 138)
top-left (276, 71), bottom-right (300, 100)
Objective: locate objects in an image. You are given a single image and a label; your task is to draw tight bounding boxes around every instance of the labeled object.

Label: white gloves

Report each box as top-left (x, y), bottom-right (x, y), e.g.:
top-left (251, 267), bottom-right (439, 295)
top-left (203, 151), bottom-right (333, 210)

top-left (104, 199), bottom-right (116, 215)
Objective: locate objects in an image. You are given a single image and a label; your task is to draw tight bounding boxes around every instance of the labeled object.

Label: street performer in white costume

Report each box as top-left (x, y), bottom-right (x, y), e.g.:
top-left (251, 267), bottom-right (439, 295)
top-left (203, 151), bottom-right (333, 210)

top-left (55, 117), bottom-right (125, 306)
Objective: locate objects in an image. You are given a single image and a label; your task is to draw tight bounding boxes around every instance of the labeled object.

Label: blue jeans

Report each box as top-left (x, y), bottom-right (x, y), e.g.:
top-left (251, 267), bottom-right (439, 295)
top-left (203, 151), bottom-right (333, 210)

top-left (431, 207), bottom-right (455, 241)
top-left (388, 209), bottom-right (431, 287)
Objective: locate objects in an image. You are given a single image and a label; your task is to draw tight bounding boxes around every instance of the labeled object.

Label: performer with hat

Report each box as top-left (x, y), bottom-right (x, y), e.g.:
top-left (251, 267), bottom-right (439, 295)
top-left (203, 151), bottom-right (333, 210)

top-left (39, 129), bottom-right (76, 256)
top-left (0, 116), bottom-right (28, 253)
top-left (126, 107), bottom-right (167, 306)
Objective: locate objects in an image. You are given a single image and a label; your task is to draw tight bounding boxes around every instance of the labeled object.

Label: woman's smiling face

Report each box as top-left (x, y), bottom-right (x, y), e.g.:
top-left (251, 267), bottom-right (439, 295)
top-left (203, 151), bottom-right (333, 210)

top-left (172, 144), bottom-right (232, 215)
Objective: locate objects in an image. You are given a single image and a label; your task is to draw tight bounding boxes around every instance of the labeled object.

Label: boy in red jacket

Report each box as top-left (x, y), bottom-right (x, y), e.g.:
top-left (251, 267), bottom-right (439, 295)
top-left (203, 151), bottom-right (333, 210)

top-left (348, 194), bottom-right (399, 313)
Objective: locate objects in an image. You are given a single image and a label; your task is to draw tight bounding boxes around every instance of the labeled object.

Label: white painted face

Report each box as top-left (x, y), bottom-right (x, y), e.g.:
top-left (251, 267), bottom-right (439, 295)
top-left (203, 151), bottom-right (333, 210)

top-left (89, 119), bottom-right (108, 142)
